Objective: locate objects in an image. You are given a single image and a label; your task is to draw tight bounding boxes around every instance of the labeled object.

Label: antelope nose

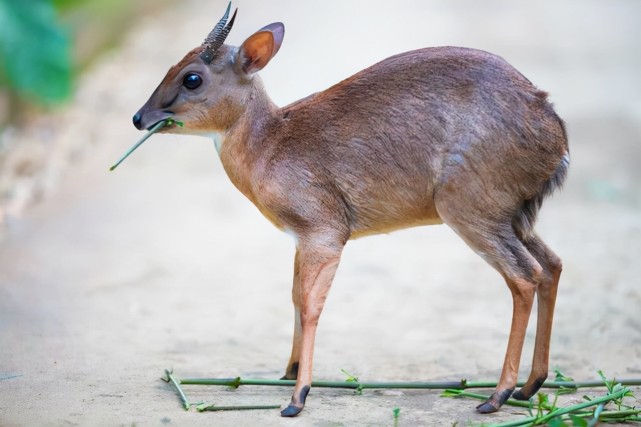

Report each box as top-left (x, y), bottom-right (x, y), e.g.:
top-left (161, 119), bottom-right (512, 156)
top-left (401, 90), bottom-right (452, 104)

top-left (132, 112), bottom-right (142, 130)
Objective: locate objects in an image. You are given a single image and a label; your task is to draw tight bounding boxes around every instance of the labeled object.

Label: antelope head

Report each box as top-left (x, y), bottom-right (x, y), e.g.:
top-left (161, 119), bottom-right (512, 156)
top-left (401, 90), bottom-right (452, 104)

top-left (132, 3), bottom-right (284, 137)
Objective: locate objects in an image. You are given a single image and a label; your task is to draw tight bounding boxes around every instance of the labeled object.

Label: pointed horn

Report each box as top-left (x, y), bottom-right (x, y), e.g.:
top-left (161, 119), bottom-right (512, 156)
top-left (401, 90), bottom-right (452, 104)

top-left (200, 3), bottom-right (237, 64)
top-left (203, 2), bottom-right (231, 46)
top-left (211, 8), bottom-right (237, 50)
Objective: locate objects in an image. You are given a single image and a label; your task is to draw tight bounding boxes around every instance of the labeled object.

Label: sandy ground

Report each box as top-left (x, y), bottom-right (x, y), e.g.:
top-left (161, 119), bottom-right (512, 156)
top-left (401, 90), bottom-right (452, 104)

top-left (1, 0), bottom-right (640, 425)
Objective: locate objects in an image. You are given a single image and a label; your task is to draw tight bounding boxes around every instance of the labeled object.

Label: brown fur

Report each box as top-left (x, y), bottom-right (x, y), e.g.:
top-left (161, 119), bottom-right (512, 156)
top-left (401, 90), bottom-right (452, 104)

top-left (134, 23), bottom-right (568, 417)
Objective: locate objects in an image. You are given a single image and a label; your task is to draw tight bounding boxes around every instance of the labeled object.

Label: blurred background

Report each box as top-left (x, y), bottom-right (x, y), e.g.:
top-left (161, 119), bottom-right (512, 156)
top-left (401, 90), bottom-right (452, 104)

top-left (0, 0), bottom-right (639, 425)
top-left (0, 0), bottom-right (170, 223)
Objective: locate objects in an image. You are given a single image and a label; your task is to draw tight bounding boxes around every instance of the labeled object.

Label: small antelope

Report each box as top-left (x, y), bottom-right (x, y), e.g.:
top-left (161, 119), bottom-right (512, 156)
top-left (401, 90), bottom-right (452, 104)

top-left (132, 4), bottom-right (568, 417)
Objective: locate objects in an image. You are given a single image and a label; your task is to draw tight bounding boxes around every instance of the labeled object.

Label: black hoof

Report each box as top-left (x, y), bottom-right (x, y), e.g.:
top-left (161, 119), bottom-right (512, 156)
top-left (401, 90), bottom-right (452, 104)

top-left (512, 389), bottom-right (530, 401)
top-left (476, 401), bottom-right (499, 413)
top-left (280, 404), bottom-right (303, 417)
top-left (281, 362), bottom-right (299, 380)
top-left (476, 388), bottom-right (514, 414)
top-left (513, 377), bottom-right (546, 400)
top-left (281, 384), bottom-right (310, 417)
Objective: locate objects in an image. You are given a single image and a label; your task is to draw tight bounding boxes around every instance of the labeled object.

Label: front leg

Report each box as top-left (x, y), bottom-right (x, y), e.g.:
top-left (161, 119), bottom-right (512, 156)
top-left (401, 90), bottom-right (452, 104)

top-left (280, 241), bottom-right (343, 417)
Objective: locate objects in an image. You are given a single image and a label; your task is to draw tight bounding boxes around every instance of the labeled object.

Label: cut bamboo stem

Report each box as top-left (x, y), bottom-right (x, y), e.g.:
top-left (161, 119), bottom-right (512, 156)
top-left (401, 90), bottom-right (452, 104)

top-left (196, 403), bottom-right (282, 412)
top-left (442, 389), bottom-right (537, 409)
top-left (164, 370), bottom-right (641, 421)
top-left (178, 376), bottom-right (641, 390)
top-left (181, 377), bottom-right (471, 389)
top-left (164, 369), bottom-right (190, 410)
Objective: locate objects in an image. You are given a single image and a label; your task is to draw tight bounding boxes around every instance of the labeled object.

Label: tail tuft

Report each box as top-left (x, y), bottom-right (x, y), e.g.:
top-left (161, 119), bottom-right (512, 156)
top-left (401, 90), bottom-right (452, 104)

top-left (513, 152), bottom-right (570, 240)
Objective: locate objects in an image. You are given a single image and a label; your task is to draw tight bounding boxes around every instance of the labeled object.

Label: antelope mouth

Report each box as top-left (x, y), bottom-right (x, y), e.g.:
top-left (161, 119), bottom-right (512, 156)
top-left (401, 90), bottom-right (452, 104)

top-left (157, 117), bottom-right (184, 131)
top-left (133, 109), bottom-right (175, 131)
top-left (144, 111), bottom-right (176, 131)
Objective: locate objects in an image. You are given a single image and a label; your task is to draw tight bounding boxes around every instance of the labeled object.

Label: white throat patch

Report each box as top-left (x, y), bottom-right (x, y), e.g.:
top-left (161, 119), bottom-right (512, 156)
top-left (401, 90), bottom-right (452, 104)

top-left (206, 132), bottom-right (225, 155)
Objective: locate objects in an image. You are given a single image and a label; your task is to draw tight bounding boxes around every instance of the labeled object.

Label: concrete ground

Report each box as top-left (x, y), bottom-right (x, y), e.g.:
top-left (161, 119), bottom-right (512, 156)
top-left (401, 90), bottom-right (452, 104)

top-left (1, 0), bottom-right (640, 425)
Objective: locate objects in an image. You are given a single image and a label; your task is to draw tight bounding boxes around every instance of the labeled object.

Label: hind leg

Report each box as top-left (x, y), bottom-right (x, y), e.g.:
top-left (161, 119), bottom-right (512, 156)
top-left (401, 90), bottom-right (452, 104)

top-left (513, 234), bottom-right (562, 400)
top-left (474, 238), bottom-right (542, 413)
top-left (281, 251), bottom-right (302, 380)
top-left (435, 197), bottom-right (544, 413)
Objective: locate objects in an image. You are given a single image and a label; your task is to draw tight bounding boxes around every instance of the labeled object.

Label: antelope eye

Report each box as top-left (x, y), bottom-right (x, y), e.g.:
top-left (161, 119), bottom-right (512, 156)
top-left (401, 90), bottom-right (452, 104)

top-left (183, 73), bottom-right (202, 90)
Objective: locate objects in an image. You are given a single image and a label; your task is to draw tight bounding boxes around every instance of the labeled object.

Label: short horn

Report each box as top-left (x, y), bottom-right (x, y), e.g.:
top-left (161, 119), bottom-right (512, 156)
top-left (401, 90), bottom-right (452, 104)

top-left (200, 3), bottom-right (238, 64)
top-left (203, 2), bottom-right (231, 46)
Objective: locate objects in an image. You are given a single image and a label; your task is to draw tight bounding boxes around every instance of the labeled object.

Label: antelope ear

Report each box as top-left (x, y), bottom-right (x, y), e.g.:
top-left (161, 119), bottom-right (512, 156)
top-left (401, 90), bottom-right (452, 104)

top-left (236, 22), bottom-right (284, 75)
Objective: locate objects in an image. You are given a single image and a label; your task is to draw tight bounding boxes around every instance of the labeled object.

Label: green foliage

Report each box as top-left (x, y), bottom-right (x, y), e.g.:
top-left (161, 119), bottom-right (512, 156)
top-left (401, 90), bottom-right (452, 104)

top-left (52, 0), bottom-right (84, 11)
top-left (553, 367), bottom-right (578, 395)
top-left (594, 370), bottom-right (635, 411)
top-left (393, 407), bottom-right (400, 427)
top-left (340, 368), bottom-right (359, 383)
top-left (165, 118), bottom-right (184, 127)
top-left (340, 368), bottom-right (363, 395)
top-left (553, 367), bottom-right (574, 383)
top-left (0, 0), bottom-right (72, 105)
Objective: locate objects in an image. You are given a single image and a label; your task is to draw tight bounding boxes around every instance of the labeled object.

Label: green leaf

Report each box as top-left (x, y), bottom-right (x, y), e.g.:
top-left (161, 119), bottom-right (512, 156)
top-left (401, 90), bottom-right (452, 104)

top-left (554, 367), bottom-right (574, 382)
top-left (165, 118), bottom-right (184, 127)
top-left (569, 414), bottom-right (588, 427)
top-left (537, 392), bottom-right (550, 406)
top-left (229, 376), bottom-right (241, 389)
top-left (0, 0), bottom-right (72, 104)
top-left (556, 386), bottom-right (577, 395)
top-left (548, 417), bottom-right (569, 427)
top-left (440, 389), bottom-right (463, 398)
top-left (597, 370), bottom-right (613, 393)
top-left (340, 368), bottom-right (359, 383)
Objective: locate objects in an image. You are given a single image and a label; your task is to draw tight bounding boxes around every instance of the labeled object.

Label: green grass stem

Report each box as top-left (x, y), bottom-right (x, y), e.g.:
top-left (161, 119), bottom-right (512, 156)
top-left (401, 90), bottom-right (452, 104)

top-left (165, 370), bottom-right (640, 421)
top-left (164, 369), bottom-right (190, 410)
top-left (109, 119), bottom-right (166, 171)
top-left (487, 388), bottom-right (633, 427)
top-left (179, 377), bottom-right (474, 389)
top-left (441, 389), bottom-right (538, 409)
top-left (178, 376), bottom-right (641, 391)
top-left (196, 403), bottom-right (281, 412)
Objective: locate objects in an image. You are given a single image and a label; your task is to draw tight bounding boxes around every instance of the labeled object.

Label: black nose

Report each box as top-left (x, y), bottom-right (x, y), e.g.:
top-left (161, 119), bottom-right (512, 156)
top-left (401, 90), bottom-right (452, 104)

top-left (132, 112), bottom-right (142, 130)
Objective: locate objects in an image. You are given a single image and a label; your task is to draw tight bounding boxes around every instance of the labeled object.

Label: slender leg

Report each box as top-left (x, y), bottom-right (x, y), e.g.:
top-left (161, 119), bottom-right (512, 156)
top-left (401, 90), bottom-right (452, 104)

top-left (513, 235), bottom-right (562, 400)
top-left (282, 250), bottom-right (302, 380)
top-left (476, 274), bottom-right (537, 413)
top-left (435, 191), bottom-right (544, 413)
top-left (280, 242), bottom-right (343, 417)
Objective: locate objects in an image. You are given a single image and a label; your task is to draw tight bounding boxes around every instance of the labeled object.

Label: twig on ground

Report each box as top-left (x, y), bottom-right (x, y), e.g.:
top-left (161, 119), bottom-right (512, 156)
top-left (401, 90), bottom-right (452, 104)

top-left (196, 403), bottom-right (281, 412)
top-left (163, 369), bottom-right (190, 410)
top-left (178, 376), bottom-right (641, 391)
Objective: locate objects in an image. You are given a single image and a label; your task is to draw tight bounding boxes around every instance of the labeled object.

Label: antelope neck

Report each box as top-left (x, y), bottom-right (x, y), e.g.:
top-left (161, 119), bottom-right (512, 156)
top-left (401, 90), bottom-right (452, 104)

top-left (210, 78), bottom-right (278, 157)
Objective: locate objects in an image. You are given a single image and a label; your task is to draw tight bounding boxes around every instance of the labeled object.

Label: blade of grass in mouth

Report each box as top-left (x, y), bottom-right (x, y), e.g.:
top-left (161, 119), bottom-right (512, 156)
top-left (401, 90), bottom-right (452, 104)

top-left (109, 120), bottom-right (167, 171)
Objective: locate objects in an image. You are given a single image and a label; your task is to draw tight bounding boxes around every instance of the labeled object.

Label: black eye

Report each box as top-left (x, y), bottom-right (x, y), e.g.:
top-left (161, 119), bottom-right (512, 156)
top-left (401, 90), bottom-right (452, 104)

top-left (183, 73), bottom-right (202, 90)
